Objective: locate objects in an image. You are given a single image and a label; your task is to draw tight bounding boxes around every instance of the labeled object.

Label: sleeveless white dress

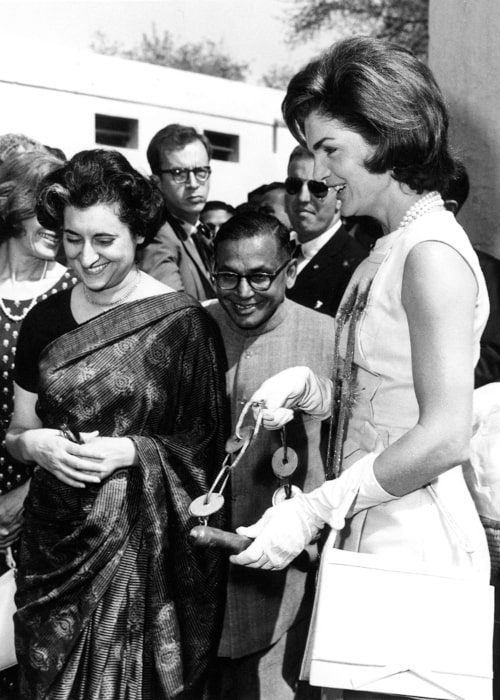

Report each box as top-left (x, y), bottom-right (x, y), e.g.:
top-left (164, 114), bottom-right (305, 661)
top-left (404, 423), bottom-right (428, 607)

top-left (337, 209), bottom-right (490, 574)
top-left (318, 210), bottom-right (491, 700)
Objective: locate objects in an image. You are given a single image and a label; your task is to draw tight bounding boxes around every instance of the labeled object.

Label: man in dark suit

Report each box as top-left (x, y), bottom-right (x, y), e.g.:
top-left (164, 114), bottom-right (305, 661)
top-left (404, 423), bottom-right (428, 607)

top-left (285, 145), bottom-right (367, 316)
top-left (138, 123), bottom-right (215, 300)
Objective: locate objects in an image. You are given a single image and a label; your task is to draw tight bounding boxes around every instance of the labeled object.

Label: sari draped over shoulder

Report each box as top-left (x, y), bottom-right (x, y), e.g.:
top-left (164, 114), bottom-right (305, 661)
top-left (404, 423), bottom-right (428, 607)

top-left (14, 293), bottom-right (229, 700)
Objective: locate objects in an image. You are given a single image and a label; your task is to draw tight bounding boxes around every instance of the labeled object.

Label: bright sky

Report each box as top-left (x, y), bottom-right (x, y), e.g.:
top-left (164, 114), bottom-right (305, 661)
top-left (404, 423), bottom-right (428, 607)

top-left (1, 0), bottom-right (332, 82)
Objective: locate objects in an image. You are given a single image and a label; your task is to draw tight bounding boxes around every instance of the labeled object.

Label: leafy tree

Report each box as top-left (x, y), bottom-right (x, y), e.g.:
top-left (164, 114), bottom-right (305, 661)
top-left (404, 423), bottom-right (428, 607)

top-left (286, 0), bottom-right (429, 61)
top-left (260, 65), bottom-right (298, 90)
top-left (91, 25), bottom-right (249, 82)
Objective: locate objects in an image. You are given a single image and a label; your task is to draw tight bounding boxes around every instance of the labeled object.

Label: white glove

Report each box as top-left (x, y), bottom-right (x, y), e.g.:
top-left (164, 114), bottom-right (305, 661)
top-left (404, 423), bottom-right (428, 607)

top-left (231, 453), bottom-right (396, 570)
top-left (249, 366), bottom-right (333, 430)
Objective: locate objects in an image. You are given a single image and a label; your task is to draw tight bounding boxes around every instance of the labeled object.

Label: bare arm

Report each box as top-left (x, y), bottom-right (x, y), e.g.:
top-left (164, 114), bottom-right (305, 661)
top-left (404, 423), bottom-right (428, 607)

top-left (373, 241), bottom-right (477, 496)
top-left (0, 480), bottom-right (30, 549)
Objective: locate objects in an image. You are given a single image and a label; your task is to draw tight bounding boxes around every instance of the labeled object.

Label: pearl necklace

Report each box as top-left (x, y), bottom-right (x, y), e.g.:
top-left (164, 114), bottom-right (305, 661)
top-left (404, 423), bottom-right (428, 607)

top-left (396, 191), bottom-right (444, 231)
top-left (83, 270), bottom-right (142, 308)
top-left (0, 259), bottom-right (49, 323)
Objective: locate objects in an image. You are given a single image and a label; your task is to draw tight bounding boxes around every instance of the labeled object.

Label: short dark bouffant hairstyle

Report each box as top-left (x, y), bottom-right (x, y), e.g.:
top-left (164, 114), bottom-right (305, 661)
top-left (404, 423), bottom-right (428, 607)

top-left (214, 211), bottom-right (292, 261)
top-left (282, 36), bottom-right (457, 193)
top-left (146, 123), bottom-right (212, 176)
top-left (0, 151), bottom-right (64, 242)
top-left (36, 149), bottom-right (165, 248)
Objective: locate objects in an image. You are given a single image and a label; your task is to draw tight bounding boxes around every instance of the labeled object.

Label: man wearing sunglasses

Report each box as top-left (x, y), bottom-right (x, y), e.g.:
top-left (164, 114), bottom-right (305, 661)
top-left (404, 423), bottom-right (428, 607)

top-left (138, 123), bottom-right (216, 300)
top-left (285, 145), bottom-right (367, 316)
top-left (204, 210), bottom-right (334, 700)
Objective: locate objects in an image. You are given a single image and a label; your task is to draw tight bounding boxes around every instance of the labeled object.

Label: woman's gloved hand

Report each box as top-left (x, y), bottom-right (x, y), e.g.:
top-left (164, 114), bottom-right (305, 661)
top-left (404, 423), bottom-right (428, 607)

top-left (249, 366), bottom-right (333, 430)
top-left (231, 453), bottom-right (396, 570)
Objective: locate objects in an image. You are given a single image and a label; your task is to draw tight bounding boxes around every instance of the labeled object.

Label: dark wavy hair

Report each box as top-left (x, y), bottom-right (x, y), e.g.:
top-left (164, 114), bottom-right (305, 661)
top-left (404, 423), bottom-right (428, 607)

top-left (214, 211), bottom-right (292, 262)
top-left (282, 36), bottom-right (456, 193)
top-left (36, 149), bottom-right (165, 248)
top-left (0, 151), bottom-right (64, 242)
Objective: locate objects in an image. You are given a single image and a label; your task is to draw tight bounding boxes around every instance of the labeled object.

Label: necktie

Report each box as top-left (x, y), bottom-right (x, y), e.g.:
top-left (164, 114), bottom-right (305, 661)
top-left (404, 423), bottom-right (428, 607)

top-left (293, 243), bottom-right (305, 264)
top-left (192, 224), bottom-right (214, 272)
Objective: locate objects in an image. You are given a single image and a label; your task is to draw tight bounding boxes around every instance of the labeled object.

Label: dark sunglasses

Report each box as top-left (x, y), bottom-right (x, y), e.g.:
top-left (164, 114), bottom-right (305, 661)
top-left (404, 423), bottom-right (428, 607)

top-left (285, 176), bottom-right (334, 200)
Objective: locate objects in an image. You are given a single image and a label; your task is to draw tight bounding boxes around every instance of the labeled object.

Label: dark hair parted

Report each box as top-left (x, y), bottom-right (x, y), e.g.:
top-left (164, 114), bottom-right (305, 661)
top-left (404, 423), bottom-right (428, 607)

top-left (282, 36), bottom-right (456, 193)
top-left (146, 123), bottom-right (212, 176)
top-left (202, 200), bottom-right (235, 215)
top-left (214, 211), bottom-right (293, 260)
top-left (36, 149), bottom-right (166, 248)
top-left (0, 151), bottom-right (64, 242)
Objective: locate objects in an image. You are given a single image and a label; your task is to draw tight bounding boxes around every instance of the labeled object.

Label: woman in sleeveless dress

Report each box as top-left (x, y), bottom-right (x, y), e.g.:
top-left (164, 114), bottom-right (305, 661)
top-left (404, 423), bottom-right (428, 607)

top-left (231, 37), bottom-right (491, 700)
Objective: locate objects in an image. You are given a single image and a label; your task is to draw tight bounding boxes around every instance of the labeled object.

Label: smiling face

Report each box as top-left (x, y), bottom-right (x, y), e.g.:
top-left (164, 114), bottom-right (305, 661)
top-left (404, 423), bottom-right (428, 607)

top-left (18, 216), bottom-right (60, 261)
top-left (63, 202), bottom-right (143, 294)
top-left (157, 139), bottom-right (211, 224)
top-left (285, 156), bottom-right (339, 243)
top-left (215, 235), bottom-right (296, 330)
top-left (304, 111), bottom-right (393, 222)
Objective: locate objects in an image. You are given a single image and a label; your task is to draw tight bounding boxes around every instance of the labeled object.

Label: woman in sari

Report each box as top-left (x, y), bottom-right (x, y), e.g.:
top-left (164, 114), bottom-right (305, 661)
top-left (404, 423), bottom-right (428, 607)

top-left (6, 149), bottom-right (228, 700)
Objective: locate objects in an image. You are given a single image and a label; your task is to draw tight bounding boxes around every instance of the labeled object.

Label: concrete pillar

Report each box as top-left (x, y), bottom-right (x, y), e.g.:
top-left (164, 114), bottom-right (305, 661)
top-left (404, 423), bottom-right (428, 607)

top-left (429, 0), bottom-right (500, 256)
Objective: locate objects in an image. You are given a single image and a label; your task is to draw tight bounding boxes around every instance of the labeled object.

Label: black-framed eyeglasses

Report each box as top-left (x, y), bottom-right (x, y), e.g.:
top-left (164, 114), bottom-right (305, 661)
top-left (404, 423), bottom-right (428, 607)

top-left (160, 166), bottom-right (212, 184)
top-left (213, 259), bottom-right (292, 291)
top-left (285, 176), bottom-right (334, 200)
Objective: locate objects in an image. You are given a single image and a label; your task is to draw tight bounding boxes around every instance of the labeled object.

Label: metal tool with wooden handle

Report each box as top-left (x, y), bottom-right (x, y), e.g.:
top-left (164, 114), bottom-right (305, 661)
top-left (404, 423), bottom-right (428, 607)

top-left (189, 525), bottom-right (252, 554)
top-left (189, 524), bottom-right (319, 572)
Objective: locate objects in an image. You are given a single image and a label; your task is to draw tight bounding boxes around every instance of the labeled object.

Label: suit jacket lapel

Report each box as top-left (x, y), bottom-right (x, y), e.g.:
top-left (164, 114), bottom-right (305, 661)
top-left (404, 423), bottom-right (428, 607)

top-left (295, 226), bottom-right (350, 282)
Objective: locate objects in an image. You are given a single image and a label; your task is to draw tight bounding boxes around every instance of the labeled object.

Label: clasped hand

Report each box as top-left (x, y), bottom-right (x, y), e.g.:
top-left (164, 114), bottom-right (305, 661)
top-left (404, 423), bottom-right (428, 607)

top-left (33, 429), bottom-right (137, 488)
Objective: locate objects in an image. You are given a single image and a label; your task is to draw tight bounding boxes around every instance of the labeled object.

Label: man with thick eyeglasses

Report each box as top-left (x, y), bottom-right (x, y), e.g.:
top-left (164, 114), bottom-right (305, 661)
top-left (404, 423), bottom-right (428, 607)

top-left (204, 211), bottom-right (334, 700)
top-left (285, 145), bottom-right (367, 316)
top-left (138, 123), bottom-right (216, 300)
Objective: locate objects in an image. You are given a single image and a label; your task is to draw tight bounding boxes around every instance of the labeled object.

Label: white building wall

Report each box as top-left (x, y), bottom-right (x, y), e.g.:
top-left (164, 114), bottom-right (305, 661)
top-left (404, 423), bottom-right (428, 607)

top-left (429, 0), bottom-right (500, 256)
top-left (0, 41), bottom-right (296, 206)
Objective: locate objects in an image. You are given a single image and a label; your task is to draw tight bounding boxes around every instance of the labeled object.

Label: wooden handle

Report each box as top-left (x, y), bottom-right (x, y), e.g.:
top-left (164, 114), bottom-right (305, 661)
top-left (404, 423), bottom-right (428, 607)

top-left (189, 525), bottom-right (252, 554)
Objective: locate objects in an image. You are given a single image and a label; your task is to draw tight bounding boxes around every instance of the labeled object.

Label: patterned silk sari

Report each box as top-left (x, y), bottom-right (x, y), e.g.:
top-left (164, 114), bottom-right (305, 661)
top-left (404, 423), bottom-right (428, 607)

top-left (14, 293), bottom-right (228, 700)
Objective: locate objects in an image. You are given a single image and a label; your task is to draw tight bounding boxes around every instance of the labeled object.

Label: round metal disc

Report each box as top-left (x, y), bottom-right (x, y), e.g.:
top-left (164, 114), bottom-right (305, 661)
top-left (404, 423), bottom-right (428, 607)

top-left (225, 426), bottom-right (253, 454)
top-left (272, 484), bottom-right (302, 506)
top-left (189, 493), bottom-right (225, 518)
top-left (271, 446), bottom-right (298, 478)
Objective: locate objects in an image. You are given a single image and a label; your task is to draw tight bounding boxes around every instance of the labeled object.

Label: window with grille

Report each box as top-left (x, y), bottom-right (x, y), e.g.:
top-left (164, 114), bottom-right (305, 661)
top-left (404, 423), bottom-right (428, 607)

top-left (95, 114), bottom-right (138, 149)
top-left (204, 130), bottom-right (239, 162)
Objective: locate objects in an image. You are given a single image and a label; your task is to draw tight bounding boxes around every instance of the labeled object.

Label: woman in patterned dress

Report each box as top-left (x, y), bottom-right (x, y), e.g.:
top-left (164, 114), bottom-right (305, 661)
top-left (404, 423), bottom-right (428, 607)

top-left (0, 151), bottom-right (77, 699)
top-left (6, 149), bottom-right (228, 700)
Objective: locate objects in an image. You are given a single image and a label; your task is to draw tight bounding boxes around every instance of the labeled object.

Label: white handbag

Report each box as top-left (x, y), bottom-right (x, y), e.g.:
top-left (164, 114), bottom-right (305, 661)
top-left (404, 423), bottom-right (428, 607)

top-left (0, 548), bottom-right (17, 671)
top-left (302, 535), bottom-right (494, 700)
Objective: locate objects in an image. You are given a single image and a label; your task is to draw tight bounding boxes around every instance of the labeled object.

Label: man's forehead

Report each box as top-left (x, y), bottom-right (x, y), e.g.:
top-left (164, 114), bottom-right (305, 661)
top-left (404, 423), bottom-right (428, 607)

top-left (287, 156), bottom-right (314, 177)
top-left (216, 236), bottom-right (281, 263)
top-left (161, 140), bottom-right (209, 167)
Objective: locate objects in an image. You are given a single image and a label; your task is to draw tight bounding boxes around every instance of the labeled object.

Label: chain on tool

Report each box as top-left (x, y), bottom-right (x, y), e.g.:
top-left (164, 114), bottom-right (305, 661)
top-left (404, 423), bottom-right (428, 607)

top-left (271, 426), bottom-right (301, 505)
top-left (189, 400), bottom-right (265, 526)
top-left (189, 399), bottom-right (301, 553)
